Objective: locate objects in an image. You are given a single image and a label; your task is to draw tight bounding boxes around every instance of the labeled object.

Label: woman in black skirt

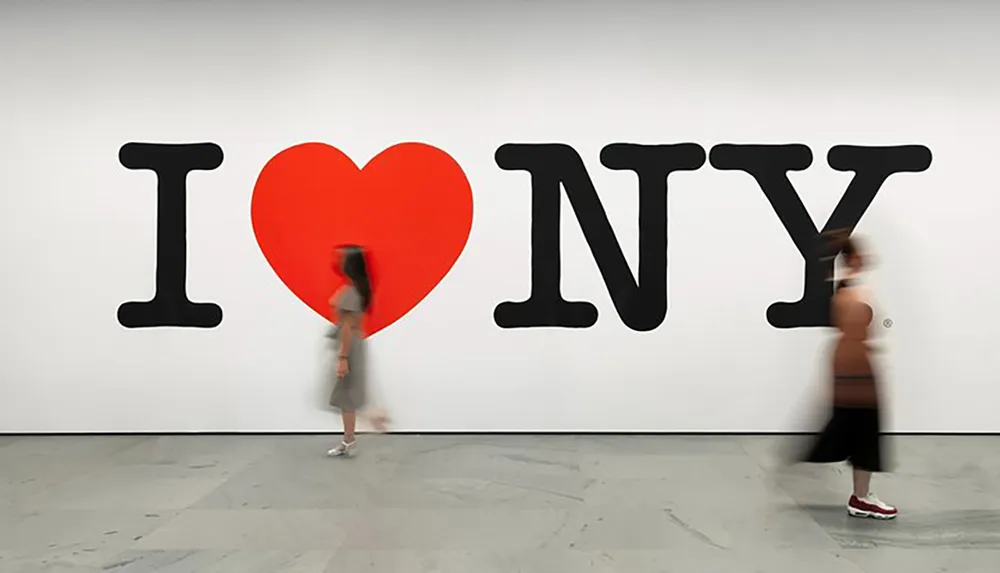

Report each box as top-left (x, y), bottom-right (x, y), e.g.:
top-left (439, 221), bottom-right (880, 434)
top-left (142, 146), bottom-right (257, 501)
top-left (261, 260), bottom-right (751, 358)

top-left (800, 230), bottom-right (897, 519)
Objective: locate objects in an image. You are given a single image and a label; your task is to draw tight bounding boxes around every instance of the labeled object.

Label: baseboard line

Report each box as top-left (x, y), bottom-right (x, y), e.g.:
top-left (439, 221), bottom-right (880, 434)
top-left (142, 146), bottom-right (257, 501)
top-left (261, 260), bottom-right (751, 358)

top-left (2, 431), bottom-right (999, 437)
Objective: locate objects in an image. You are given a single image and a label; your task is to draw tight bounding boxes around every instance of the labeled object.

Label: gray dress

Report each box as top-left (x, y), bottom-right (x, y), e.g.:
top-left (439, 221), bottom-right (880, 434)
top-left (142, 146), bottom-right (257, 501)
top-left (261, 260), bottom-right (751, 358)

top-left (327, 285), bottom-right (367, 412)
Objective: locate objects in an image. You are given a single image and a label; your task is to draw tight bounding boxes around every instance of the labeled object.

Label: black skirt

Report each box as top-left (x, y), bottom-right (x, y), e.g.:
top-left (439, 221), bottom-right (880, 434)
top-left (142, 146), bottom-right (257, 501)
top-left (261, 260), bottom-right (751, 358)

top-left (800, 405), bottom-right (887, 472)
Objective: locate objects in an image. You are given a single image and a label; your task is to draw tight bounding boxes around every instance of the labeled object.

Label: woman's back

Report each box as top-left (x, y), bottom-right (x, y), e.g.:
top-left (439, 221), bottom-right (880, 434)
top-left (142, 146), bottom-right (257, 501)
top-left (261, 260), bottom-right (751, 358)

top-left (833, 280), bottom-right (873, 343)
top-left (831, 280), bottom-right (878, 406)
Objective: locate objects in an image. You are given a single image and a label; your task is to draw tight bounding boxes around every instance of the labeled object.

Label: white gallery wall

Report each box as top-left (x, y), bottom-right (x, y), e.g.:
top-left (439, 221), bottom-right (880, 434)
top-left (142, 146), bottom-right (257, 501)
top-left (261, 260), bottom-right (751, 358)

top-left (1, 0), bottom-right (998, 433)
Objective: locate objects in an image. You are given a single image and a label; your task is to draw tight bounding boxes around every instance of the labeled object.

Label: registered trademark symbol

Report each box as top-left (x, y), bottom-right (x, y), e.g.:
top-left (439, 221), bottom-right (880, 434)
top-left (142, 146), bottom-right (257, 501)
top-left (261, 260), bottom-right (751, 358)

top-left (883, 318), bottom-right (893, 328)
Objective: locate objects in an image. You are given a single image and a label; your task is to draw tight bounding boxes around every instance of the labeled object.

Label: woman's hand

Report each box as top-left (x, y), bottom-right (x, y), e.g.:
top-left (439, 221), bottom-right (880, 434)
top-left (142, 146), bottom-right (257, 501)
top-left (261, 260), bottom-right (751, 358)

top-left (336, 356), bottom-right (349, 379)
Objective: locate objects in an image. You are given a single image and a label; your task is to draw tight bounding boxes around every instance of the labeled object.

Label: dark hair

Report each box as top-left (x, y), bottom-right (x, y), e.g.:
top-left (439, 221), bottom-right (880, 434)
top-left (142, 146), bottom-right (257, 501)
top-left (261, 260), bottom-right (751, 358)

top-left (821, 229), bottom-right (860, 262)
top-left (336, 244), bottom-right (372, 312)
top-left (818, 229), bottom-right (863, 286)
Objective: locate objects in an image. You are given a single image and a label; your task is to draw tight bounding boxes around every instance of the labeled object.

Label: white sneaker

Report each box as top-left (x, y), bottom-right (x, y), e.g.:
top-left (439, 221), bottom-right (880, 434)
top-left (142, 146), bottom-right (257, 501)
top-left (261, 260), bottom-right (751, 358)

top-left (327, 441), bottom-right (356, 458)
top-left (848, 493), bottom-right (898, 519)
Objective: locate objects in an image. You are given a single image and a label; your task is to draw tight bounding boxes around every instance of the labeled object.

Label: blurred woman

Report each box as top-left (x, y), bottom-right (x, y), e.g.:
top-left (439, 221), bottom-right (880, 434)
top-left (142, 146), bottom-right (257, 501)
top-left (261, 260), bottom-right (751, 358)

top-left (799, 230), bottom-right (897, 519)
top-left (325, 244), bottom-right (373, 457)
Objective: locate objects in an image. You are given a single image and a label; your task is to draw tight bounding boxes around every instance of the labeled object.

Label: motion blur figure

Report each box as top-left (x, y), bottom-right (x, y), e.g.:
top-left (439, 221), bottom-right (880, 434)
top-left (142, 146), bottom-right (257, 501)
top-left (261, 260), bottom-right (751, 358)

top-left (325, 245), bottom-right (374, 458)
top-left (798, 230), bottom-right (897, 519)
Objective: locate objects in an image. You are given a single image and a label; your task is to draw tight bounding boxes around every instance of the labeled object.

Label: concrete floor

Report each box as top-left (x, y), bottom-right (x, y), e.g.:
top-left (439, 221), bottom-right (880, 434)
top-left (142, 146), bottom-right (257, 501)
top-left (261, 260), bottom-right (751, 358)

top-left (1, 434), bottom-right (999, 572)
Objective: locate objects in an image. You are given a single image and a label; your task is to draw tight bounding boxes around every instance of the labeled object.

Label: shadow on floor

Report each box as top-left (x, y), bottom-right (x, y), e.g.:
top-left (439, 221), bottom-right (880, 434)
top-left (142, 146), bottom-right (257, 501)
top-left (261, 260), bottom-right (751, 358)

top-left (798, 504), bottom-right (1000, 549)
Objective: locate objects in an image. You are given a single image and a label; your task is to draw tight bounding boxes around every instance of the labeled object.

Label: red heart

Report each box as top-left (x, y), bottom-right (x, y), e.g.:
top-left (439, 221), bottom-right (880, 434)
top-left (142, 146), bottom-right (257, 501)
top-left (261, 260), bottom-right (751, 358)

top-left (251, 142), bottom-right (474, 335)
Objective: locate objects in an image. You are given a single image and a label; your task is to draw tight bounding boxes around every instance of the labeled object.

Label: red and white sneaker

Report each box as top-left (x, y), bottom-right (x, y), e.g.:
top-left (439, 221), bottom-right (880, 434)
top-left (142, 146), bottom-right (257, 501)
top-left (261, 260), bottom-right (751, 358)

top-left (848, 494), bottom-right (898, 519)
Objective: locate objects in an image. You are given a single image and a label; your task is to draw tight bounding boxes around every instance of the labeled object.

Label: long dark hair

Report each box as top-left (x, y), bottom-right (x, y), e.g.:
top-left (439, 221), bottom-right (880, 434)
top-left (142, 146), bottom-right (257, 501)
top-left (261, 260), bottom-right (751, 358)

top-left (337, 244), bottom-right (372, 312)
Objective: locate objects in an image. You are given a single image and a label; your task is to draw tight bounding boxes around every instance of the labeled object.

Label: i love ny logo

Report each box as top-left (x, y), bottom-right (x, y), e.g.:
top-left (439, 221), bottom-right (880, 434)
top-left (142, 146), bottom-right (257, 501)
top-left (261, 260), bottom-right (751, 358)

top-left (116, 139), bottom-right (931, 335)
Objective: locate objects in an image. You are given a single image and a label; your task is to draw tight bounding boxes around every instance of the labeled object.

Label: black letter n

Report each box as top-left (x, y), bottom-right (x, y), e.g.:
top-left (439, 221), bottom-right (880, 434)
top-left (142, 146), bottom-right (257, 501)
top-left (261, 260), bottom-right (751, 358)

top-left (494, 143), bottom-right (705, 332)
top-left (117, 143), bottom-right (224, 329)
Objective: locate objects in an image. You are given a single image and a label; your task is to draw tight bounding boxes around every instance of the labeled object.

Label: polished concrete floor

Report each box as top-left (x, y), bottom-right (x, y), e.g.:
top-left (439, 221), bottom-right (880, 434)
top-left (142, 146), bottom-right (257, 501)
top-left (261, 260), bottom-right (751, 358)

top-left (1, 434), bottom-right (999, 572)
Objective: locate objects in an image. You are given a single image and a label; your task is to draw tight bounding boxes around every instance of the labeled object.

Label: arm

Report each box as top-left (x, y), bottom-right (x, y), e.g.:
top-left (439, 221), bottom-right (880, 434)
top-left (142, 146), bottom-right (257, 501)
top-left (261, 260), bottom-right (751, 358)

top-left (335, 287), bottom-right (364, 360)
top-left (337, 311), bottom-right (359, 358)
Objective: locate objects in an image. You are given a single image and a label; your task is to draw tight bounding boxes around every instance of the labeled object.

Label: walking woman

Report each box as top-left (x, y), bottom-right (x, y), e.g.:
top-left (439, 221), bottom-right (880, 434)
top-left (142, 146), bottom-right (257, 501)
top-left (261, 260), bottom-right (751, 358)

top-left (799, 230), bottom-right (897, 519)
top-left (326, 244), bottom-right (373, 458)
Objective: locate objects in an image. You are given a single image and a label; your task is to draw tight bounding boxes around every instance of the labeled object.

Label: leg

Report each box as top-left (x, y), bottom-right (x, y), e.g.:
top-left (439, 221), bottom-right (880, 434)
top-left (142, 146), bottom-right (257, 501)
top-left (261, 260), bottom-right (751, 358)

top-left (845, 407), bottom-right (896, 519)
top-left (328, 379), bottom-right (359, 458)
top-left (342, 410), bottom-right (357, 444)
top-left (327, 412), bottom-right (357, 458)
top-left (852, 468), bottom-right (871, 497)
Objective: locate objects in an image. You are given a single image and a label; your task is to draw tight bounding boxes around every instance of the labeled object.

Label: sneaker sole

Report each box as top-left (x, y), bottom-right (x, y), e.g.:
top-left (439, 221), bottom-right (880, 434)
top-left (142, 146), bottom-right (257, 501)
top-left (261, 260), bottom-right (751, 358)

top-left (847, 506), bottom-right (897, 520)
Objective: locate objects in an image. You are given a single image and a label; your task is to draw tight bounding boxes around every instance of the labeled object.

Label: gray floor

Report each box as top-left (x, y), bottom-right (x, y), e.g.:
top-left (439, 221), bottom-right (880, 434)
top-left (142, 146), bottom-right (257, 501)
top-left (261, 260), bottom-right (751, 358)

top-left (1, 435), bottom-right (999, 572)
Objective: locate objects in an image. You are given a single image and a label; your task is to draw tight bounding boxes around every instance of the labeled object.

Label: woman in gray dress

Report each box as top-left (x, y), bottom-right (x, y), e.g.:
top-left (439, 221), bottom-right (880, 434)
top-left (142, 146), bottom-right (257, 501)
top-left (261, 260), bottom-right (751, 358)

top-left (326, 244), bottom-right (372, 458)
